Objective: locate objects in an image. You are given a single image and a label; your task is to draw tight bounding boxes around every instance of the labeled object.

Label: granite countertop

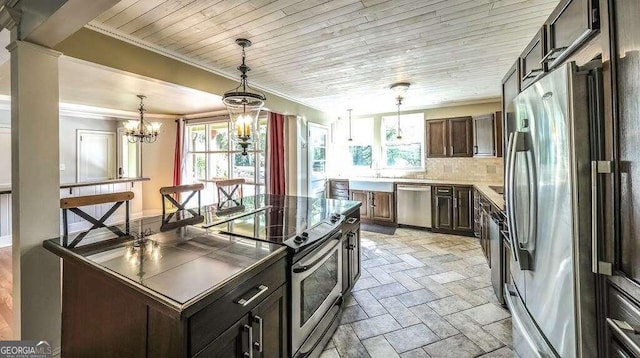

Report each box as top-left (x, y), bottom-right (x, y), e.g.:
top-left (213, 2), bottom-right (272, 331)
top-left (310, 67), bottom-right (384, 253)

top-left (44, 195), bottom-right (361, 313)
top-left (329, 177), bottom-right (505, 210)
top-left (44, 210), bottom-right (287, 314)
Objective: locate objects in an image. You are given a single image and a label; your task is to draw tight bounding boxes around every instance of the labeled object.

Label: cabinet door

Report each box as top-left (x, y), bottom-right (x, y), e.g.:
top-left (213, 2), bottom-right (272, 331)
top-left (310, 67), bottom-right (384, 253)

top-left (433, 187), bottom-right (453, 230)
top-left (502, 60), bottom-right (520, 159)
top-left (195, 315), bottom-right (250, 357)
top-left (342, 233), bottom-right (350, 294)
top-left (453, 186), bottom-right (473, 231)
top-left (448, 117), bottom-right (473, 157)
top-left (494, 111), bottom-right (503, 158)
top-left (371, 192), bottom-right (394, 222)
top-left (251, 285), bottom-right (287, 358)
top-left (543, 0), bottom-right (599, 69)
top-left (472, 114), bottom-right (496, 157)
top-left (426, 119), bottom-right (448, 158)
top-left (349, 229), bottom-right (361, 287)
top-left (520, 27), bottom-right (546, 89)
top-left (350, 190), bottom-right (369, 218)
top-left (473, 190), bottom-right (481, 237)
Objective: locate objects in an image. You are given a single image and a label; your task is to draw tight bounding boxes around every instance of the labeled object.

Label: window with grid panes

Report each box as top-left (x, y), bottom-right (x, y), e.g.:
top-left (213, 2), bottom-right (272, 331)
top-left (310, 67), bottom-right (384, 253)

top-left (185, 117), bottom-right (267, 204)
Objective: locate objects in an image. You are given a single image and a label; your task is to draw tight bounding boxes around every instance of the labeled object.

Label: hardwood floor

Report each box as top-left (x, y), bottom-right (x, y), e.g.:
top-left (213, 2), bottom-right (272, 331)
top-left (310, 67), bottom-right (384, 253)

top-left (0, 246), bottom-right (12, 339)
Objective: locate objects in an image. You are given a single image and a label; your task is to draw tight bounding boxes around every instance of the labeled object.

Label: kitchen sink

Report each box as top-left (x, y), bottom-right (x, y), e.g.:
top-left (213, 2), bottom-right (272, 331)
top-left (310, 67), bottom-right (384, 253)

top-left (349, 179), bottom-right (394, 193)
top-left (489, 185), bottom-right (504, 195)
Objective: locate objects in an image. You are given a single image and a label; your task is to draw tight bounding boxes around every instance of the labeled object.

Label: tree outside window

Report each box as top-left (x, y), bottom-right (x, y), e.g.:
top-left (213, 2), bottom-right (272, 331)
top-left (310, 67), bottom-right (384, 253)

top-left (381, 113), bottom-right (424, 169)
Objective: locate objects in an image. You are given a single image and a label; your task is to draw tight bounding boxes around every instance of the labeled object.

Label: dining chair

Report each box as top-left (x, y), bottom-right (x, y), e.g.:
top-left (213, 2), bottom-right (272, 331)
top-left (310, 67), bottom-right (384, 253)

top-left (60, 191), bottom-right (135, 248)
top-left (159, 183), bottom-right (204, 218)
top-left (214, 178), bottom-right (245, 207)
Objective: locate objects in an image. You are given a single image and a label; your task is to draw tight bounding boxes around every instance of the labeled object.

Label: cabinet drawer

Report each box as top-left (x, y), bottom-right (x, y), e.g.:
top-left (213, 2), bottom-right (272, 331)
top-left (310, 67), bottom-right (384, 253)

top-left (520, 27), bottom-right (546, 90)
top-left (189, 258), bottom-right (286, 355)
top-left (434, 186), bottom-right (453, 196)
top-left (332, 188), bottom-right (349, 198)
top-left (330, 180), bottom-right (349, 190)
top-left (543, 0), bottom-right (599, 69)
top-left (607, 283), bottom-right (640, 356)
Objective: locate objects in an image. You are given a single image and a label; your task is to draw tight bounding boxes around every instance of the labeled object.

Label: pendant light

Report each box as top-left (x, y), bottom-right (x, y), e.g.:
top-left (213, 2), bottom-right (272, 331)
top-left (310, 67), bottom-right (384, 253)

top-left (223, 38), bottom-right (266, 155)
top-left (347, 109), bottom-right (353, 141)
top-left (390, 82), bottom-right (410, 140)
top-left (124, 95), bottom-right (162, 143)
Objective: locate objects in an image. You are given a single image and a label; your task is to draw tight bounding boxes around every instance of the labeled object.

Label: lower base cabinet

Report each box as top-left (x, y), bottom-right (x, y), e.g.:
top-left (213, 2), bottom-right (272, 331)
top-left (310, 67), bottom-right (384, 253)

top-left (197, 284), bottom-right (287, 358)
top-left (59, 253), bottom-right (288, 358)
top-left (350, 190), bottom-right (395, 224)
top-left (432, 185), bottom-right (474, 235)
top-left (342, 217), bottom-right (361, 295)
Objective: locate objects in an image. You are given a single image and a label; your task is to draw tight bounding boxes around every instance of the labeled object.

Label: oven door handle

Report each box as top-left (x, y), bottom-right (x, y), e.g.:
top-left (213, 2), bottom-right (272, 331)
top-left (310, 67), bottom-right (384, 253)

top-left (292, 233), bottom-right (341, 273)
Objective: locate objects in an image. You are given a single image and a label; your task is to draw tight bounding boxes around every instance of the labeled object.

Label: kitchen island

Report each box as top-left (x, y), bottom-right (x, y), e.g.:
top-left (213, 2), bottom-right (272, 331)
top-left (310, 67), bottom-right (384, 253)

top-left (44, 195), bottom-right (360, 358)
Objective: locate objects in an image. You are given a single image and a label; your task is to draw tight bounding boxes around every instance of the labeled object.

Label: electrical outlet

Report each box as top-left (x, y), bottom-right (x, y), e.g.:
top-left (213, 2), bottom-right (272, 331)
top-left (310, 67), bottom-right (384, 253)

top-left (59, 164), bottom-right (65, 171)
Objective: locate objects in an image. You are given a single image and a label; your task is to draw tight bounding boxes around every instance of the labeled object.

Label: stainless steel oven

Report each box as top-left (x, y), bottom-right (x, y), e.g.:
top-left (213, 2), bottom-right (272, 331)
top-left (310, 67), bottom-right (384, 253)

top-left (291, 230), bottom-right (342, 355)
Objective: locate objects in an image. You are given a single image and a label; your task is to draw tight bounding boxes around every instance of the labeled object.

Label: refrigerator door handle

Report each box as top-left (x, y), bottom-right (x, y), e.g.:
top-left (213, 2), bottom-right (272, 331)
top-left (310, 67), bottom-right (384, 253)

top-left (591, 160), bottom-right (613, 275)
top-left (506, 132), bottom-right (519, 263)
top-left (507, 131), bottom-right (534, 270)
top-left (523, 149), bottom-right (537, 256)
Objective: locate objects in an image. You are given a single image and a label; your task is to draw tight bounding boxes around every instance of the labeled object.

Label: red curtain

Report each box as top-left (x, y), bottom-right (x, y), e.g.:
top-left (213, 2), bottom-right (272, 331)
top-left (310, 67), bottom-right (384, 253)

top-left (173, 119), bottom-right (182, 186)
top-left (268, 112), bottom-right (286, 195)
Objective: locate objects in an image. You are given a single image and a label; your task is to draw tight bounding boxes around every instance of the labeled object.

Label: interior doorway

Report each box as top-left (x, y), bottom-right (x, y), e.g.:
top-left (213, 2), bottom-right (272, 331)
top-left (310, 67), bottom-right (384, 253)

top-left (308, 123), bottom-right (328, 198)
top-left (77, 130), bottom-right (115, 182)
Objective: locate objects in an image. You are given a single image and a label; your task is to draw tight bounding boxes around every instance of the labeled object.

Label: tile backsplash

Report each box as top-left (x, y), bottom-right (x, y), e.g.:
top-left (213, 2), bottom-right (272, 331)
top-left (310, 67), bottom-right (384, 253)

top-left (405, 157), bottom-right (504, 183)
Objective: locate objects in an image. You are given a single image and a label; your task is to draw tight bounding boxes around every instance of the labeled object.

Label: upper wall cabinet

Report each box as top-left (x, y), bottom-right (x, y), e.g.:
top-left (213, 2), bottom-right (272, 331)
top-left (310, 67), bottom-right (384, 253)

top-left (426, 117), bottom-right (473, 158)
top-left (473, 112), bottom-right (502, 157)
top-left (501, 60), bottom-right (520, 156)
top-left (520, 27), bottom-right (547, 90)
top-left (542, 0), bottom-right (600, 70)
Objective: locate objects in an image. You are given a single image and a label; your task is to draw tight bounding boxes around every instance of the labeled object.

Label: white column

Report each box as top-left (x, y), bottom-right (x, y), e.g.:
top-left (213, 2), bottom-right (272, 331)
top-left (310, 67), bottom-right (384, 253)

top-left (9, 40), bottom-right (61, 346)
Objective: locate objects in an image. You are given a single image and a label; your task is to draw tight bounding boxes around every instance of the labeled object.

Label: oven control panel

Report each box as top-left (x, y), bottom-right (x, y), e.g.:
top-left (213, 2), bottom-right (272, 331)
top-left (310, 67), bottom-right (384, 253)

top-left (285, 213), bottom-right (345, 251)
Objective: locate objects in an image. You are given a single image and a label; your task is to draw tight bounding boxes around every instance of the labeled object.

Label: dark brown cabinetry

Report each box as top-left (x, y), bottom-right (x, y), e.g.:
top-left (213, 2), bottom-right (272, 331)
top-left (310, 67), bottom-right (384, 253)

top-left (426, 117), bottom-right (473, 158)
top-left (472, 113), bottom-right (503, 157)
top-left (350, 190), bottom-right (369, 218)
top-left (543, 0), bottom-right (600, 70)
top-left (432, 186), bottom-right (473, 235)
top-left (350, 190), bottom-right (394, 224)
top-left (426, 119), bottom-right (448, 157)
top-left (328, 180), bottom-right (349, 200)
top-left (433, 186), bottom-right (453, 230)
top-left (58, 251), bottom-right (288, 358)
top-left (342, 217), bottom-right (361, 295)
top-left (449, 117), bottom-right (473, 157)
top-left (196, 285), bottom-right (287, 358)
top-left (520, 27), bottom-right (547, 90)
top-left (453, 186), bottom-right (473, 232)
top-left (502, 60), bottom-right (521, 159)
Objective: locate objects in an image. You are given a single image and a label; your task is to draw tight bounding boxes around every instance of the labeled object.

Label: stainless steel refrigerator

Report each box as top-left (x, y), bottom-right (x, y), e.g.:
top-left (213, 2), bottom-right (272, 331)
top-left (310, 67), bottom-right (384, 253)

top-left (504, 62), bottom-right (598, 357)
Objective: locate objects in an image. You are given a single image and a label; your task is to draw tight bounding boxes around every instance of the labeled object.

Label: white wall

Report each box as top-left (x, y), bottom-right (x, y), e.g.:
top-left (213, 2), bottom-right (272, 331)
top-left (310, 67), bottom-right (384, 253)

top-left (140, 117), bottom-right (177, 216)
top-left (59, 116), bottom-right (118, 183)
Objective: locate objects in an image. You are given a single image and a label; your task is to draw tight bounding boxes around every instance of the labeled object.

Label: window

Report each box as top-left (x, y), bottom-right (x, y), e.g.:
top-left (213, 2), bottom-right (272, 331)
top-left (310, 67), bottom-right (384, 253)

top-left (381, 114), bottom-right (424, 169)
top-left (185, 118), bottom-right (266, 203)
top-left (336, 117), bottom-right (373, 167)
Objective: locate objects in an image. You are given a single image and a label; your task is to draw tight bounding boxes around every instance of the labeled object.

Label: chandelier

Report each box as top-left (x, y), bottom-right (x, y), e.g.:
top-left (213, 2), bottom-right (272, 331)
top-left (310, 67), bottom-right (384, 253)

top-left (390, 82), bottom-right (410, 140)
top-left (223, 38), bottom-right (266, 155)
top-left (124, 95), bottom-right (162, 143)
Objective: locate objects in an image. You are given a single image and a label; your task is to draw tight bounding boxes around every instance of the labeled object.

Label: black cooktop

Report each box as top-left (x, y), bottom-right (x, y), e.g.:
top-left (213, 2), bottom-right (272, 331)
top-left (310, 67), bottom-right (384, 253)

top-left (208, 204), bottom-right (344, 253)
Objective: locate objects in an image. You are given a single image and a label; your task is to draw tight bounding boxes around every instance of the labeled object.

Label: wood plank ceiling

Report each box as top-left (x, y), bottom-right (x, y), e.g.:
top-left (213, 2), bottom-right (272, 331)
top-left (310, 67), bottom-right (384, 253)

top-left (89, 0), bottom-right (560, 115)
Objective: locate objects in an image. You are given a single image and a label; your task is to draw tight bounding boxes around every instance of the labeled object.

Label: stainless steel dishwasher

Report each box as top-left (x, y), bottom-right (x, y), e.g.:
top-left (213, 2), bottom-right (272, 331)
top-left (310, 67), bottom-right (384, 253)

top-left (397, 184), bottom-right (431, 228)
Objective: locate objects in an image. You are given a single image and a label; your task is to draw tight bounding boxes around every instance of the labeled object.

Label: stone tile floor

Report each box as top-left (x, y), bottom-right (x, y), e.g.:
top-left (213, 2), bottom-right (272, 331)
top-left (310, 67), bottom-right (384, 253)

top-left (321, 228), bottom-right (513, 358)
